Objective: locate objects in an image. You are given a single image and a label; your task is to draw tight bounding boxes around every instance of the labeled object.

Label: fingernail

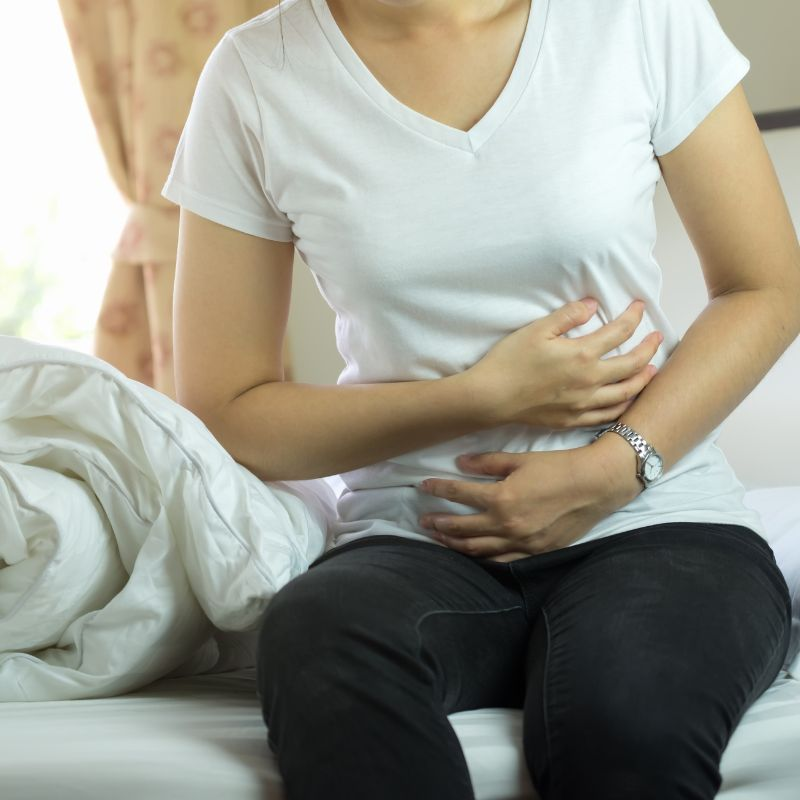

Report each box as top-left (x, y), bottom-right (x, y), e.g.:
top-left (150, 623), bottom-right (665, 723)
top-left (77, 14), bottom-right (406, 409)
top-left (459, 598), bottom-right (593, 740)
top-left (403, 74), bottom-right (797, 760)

top-left (582, 297), bottom-right (598, 311)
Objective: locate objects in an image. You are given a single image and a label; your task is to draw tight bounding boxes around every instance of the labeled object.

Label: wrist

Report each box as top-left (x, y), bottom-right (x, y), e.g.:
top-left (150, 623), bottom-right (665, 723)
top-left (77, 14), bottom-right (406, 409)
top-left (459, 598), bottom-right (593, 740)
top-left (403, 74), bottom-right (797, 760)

top-left (454, 368), bottom-right (507, 429)
top-left (587, 431), bottom-right (644, 506)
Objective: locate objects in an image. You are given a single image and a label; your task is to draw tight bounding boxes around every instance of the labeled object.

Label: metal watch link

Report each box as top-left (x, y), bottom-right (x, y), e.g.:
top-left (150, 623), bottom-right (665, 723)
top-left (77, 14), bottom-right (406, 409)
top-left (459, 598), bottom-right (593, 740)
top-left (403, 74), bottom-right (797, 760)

top-left (593, 422), bottom-right (664, 489)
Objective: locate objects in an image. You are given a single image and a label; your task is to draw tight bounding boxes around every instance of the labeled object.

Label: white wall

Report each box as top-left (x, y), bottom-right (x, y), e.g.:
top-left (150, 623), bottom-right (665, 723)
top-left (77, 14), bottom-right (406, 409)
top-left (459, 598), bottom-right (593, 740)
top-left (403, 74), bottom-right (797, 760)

top-left (286, 261), bottom-right (344, 385)
top-left (656, 127), bottom-right (800, 488)
top-left (711, 0), bottom-right (800, 113)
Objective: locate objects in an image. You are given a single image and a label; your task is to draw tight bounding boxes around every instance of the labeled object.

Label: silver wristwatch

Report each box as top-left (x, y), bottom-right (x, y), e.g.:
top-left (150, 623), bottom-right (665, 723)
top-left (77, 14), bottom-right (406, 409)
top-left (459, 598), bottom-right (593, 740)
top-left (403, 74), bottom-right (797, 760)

top-left (594, 422), bottom-right (664, 489)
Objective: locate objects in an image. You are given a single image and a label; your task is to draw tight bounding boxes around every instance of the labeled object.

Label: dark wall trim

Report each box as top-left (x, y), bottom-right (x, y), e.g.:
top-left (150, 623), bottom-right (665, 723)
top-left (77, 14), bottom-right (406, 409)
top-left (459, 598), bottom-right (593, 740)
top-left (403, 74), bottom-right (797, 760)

top-left (755, 108), bottom-right (800, 131)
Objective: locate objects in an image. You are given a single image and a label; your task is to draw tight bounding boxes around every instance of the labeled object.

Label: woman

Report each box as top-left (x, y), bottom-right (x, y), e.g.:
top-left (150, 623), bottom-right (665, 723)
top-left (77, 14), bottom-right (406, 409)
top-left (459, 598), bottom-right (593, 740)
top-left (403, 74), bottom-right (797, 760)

top-left (162, 0), bottom-right (800, 797)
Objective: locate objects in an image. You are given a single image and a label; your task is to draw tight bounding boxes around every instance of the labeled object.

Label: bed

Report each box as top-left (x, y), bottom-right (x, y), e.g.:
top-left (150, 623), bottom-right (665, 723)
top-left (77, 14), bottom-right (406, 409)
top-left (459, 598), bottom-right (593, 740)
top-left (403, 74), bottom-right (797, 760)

top-left (1, 334), bottom-right (799, 800)
top-left (2, 661), bottom-right (799, 800)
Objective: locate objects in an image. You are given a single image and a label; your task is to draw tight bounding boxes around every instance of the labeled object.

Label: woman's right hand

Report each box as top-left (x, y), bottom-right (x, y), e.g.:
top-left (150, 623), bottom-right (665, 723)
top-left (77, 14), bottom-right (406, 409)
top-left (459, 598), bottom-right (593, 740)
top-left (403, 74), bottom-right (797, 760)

top-left (465, 298), bottom-right (664, 429)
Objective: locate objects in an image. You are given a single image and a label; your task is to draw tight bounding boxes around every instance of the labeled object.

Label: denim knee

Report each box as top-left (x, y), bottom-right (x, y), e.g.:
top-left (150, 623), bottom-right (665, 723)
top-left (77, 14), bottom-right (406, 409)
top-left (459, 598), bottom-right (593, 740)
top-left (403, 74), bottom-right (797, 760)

top-left (547, 693), bottom-right (721, 799)
top-left (255, 572), bottom-right (335, 698)
top-left (255, 565), bottom-right (427, 710)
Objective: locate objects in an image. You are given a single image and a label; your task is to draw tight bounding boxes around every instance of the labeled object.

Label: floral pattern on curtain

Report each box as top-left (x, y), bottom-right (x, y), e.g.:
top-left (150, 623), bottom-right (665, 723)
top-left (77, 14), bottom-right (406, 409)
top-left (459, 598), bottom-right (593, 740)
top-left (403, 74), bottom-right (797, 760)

top-left (58, 0), bottom-right (291, 399)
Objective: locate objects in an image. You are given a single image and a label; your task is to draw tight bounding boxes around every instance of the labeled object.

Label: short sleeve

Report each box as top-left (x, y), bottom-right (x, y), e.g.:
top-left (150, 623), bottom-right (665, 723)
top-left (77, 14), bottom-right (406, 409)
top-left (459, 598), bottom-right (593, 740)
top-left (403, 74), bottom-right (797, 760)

top-left (161, 33), bottom-right (293, 242)
top-left (638, 0), bottom-right (750, 156)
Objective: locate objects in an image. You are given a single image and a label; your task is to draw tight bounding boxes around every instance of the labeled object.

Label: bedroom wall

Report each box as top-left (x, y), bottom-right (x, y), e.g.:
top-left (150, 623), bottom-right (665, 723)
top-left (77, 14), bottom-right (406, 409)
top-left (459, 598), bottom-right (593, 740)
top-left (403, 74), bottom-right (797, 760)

top-left (284, 1), bottom-right (800, 488)
top-left (655, 128), bottom-right (800, 488)
top-left (713, 0), bottom-right (800, 113)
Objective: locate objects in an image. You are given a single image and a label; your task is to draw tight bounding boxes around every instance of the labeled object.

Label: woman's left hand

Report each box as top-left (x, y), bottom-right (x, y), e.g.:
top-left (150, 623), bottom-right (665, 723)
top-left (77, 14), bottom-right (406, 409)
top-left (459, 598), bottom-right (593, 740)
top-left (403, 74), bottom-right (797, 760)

top-left (417, 441), bottom-right (642, 562)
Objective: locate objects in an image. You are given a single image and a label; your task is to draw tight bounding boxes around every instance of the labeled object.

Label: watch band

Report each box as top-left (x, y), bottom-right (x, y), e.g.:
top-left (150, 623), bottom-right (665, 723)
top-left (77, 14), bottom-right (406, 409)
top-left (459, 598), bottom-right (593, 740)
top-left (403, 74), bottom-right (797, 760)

top-left (593, 421), bottom-right (661, 488)
top-left (597, 422), bottom-right (653, 461)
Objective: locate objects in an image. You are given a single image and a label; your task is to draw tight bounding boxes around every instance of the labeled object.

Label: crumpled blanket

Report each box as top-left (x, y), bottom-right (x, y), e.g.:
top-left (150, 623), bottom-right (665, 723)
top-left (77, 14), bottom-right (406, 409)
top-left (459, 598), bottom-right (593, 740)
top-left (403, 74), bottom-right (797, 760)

top-left (0, 335), bottom-right (336, 701)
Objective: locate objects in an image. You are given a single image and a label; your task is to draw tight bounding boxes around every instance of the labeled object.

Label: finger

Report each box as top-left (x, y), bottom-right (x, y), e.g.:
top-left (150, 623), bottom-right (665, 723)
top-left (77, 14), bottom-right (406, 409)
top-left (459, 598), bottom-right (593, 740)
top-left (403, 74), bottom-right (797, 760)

top-left (583, 366), bottom-right (656, 413)
top-left (571, 397), bottom-right (638, 427)
top-left (598, 331), bottom-right (663, 383)
top-left (576, 299), bottom-right (644, 356)
top-left (544, 298), bottom-right (598, 337)
top-left (417, 477), bottom-right (496, 509)
top-left (422, 511), bottom-right (495, 536)
top-left (457, 451), bottom-right (520, 477)
top-left (489, 551), bottom-right (532, 563)
top-left (592, 364), bottom-right (657, 408)
top-left (434, 531), bottom-right (513, 559)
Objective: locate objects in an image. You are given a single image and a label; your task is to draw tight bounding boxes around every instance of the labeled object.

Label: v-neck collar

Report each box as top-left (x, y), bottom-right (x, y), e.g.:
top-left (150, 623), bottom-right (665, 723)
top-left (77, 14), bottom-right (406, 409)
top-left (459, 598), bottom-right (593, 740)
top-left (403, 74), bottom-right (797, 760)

top-left (310, 0), bottom-right (549, 154)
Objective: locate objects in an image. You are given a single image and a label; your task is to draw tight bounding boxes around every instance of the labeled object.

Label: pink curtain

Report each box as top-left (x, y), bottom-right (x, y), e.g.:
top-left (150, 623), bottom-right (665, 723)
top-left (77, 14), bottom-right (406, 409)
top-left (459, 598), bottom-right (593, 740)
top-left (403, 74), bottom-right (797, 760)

top-left (58, 0), bottom-right (291, 399)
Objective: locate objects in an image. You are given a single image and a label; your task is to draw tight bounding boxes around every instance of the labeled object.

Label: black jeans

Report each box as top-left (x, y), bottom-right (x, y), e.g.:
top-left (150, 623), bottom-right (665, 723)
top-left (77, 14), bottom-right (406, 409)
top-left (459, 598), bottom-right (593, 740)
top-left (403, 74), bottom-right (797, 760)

top-left (255, 522), bottom-right (792, 800)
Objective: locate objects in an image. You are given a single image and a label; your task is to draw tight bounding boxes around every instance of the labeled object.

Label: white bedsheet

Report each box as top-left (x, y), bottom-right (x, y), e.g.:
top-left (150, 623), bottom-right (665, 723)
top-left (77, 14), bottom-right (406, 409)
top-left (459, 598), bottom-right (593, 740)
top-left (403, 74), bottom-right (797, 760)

top-left (1, 667), bottom-right (798, 800)
top-left (0, 335), bottom-right (336, 700)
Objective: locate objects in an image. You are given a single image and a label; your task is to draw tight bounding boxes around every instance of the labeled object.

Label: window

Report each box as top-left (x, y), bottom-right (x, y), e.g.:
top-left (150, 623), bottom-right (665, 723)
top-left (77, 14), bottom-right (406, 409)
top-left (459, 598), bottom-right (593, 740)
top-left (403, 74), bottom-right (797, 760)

top-left (0, 1), bottom-right (127, 354)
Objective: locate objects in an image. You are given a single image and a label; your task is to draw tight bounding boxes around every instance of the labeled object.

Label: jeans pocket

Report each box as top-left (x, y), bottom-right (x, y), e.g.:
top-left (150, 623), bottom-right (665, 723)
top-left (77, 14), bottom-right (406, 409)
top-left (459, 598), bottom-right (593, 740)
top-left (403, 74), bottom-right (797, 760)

top-left (696, 523), bottom-right (780, 565)
top-left (702, 524), bottom-right (791, 601)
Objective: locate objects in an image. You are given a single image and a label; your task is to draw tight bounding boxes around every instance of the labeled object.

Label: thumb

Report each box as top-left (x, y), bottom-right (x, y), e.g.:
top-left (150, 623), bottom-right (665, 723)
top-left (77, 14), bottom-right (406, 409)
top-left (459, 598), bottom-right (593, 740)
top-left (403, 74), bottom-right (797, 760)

top-left (457, 452), bottom-right (522, 477)
top-left (546, 298), bottom-right (598, 337)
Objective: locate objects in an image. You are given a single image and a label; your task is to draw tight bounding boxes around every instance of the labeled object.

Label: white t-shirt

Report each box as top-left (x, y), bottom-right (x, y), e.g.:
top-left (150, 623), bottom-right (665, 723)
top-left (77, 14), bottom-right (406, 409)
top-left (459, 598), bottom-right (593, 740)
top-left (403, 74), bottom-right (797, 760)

top-left (162, 0), bottom-right (766, 549)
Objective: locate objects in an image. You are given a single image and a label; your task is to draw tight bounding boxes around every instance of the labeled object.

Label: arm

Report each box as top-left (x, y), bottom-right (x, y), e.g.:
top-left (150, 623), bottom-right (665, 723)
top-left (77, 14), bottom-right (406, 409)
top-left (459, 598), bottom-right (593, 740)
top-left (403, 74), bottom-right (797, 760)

top-left (217, 377), bottom-right (491, 482)
top-left (176, 210), bottom-right (658, 483)
top-left (173, 208), bottom-right (492, 483)
top-left (593, 83), bottom-right (800, 498)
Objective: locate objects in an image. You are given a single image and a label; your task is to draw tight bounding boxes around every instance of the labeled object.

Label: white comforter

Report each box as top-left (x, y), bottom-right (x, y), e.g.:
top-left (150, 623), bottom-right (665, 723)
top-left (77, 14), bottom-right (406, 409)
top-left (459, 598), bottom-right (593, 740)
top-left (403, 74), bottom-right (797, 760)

top-left (0, 335), bottom-right (336, 701)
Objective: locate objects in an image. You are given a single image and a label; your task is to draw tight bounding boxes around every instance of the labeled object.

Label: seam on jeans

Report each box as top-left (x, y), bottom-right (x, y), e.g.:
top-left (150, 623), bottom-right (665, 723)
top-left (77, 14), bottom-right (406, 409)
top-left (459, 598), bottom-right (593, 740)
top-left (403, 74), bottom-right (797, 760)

top-left (687, 525), bottom-right (773, 557)
top-left (508, 563), bottom-right (531, 620)
top-left (540, 606), bottom-right (555, 783)
top-left (413, 605), bottom-right (525, 668)
top-left (747, 587), bottom-right (794, 699)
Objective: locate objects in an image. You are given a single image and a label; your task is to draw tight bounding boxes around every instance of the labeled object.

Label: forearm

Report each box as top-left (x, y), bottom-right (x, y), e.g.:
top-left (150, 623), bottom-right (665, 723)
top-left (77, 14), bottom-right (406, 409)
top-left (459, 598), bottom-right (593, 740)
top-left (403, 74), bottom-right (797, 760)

top-left (203, 373), bottom-right (493, 482)
top-left (592, 287), bottom-right (800, 494)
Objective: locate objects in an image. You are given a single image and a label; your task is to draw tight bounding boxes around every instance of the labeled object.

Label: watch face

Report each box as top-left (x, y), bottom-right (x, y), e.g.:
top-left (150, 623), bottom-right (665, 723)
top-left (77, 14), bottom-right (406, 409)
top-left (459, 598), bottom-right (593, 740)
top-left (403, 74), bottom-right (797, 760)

top-left (643, 453), bottom-right (664, 482)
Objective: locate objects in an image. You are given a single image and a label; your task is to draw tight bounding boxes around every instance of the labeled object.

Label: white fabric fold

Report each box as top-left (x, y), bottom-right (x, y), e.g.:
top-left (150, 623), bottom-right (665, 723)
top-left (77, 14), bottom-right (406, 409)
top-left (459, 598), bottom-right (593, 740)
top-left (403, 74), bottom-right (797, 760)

top-left (0, 335), bottom-right (336, 701)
